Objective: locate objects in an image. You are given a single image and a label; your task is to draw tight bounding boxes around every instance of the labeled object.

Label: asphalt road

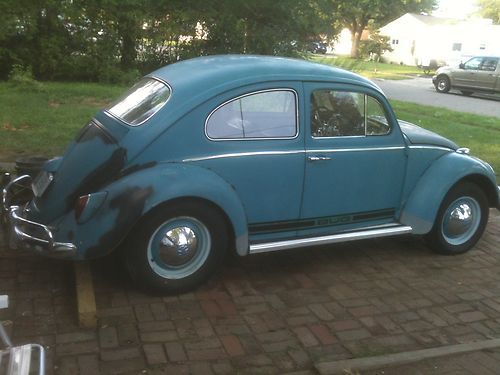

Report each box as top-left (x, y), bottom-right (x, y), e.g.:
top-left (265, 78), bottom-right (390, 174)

top-left (374, 77), bottom-right (500, 119)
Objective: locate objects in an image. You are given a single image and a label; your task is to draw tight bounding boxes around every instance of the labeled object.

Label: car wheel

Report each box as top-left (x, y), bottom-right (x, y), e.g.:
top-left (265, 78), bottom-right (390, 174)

top-left (461, 90), bottom-right (473, 96)
top-left (426, 182), bottom-right (488, 255)
top-left (125, 201), bottom-right (229, 293)
top-left (435, 75), bottom-right (450, 93)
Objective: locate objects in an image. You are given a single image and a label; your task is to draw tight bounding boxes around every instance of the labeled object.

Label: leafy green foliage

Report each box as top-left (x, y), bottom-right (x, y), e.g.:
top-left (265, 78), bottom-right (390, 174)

top-left (477, 0), bottom-right (500, 24)
top-left (358, 32), bottom-right (392, 60)
top-left (0, 0), bottom-right (335, 82)
top-left (8, 65), bottom-right (44, 91)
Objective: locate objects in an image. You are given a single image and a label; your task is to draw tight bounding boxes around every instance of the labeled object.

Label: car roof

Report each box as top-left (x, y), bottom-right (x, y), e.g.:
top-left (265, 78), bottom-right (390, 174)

top-left (149, 55), bottom-right (383, 96)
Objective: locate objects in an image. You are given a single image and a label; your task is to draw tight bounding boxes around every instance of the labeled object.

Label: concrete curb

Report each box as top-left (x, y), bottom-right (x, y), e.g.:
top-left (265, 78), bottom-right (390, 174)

top-left (315, 338), bottom-right (500, 374)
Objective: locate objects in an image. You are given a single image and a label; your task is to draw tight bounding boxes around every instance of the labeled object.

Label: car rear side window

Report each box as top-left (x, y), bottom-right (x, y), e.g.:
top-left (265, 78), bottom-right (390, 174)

top-left (206, 90), bottom-right (297, 140)
top-left (106, 78), bottom-right (171, 126)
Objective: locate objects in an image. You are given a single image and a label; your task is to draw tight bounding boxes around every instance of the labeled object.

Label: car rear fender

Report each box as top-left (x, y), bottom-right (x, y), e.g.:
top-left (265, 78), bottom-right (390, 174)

top-left (400, 152), bottom-right (498, 234)
top-left (81, 162), bottom-right (249, 258)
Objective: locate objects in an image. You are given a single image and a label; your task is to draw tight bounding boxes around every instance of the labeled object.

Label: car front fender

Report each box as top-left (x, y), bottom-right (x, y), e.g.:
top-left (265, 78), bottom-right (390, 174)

top-left (400, 152), bottom-right (497, 234)
top-left (76, 162), bottom-right (249, 258)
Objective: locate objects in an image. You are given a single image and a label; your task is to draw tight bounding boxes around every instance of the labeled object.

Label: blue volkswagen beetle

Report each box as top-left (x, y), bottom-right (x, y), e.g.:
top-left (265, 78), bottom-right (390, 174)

top-left (3, 55), bottom-right (499, 293)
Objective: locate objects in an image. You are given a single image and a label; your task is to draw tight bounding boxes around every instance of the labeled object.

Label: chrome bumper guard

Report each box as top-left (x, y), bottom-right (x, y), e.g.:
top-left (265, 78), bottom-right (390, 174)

top-left (0, 344), bottom-right (46, 375)
top-left (2, 174), bottom-right (77, 258)
top-left (1, 295), bottom-right (46, 375)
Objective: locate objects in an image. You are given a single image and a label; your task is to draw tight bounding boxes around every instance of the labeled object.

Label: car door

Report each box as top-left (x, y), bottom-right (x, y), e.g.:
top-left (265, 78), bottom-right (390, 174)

top-left (477, 57), bottom-right (499, 91)
top-left (299, 83), bottom-right (407, 237)
top-left (453, 57), bottom-right (483, 89)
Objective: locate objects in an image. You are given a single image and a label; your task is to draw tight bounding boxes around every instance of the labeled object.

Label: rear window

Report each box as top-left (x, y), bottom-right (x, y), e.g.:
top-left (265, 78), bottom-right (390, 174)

top-left (106, 78), bottom-right (171, 126)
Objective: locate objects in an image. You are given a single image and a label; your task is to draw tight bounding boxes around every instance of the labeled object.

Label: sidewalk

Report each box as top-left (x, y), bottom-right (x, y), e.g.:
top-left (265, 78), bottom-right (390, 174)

top-left (0, 210), bottom-right (499, 374)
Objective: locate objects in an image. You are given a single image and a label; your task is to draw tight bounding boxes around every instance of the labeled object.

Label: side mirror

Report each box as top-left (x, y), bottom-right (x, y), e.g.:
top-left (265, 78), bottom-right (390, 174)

top-left (459, 63), bottom-right (465, 69)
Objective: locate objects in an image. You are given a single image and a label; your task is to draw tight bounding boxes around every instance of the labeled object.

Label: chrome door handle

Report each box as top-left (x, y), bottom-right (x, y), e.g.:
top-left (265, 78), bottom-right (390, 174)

top-left (307, 156), bottom-right (331, 162)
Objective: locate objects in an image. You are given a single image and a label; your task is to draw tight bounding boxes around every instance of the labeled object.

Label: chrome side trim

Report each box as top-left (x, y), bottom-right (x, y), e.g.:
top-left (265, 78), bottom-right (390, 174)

top-left (408, 145), bottom-right (454, 152)
top-left (248, 225), bottom-right (413, 254)
top-left (307, 146), bottom-right (405, 153)
top-left (183, 147), bottom-right (404, 162)
top-left (183, 150), bottom-right (304, 163)
top-left (204, 88), bottom-right (300, 141)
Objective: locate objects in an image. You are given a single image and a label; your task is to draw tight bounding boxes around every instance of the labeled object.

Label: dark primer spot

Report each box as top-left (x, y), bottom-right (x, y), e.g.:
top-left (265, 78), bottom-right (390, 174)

top-left (66, 147), bottom-right (127, 213)
top-left (118, 161), bottom-right (158, 180)
top-left (85, 186), bottom-right (154, 258)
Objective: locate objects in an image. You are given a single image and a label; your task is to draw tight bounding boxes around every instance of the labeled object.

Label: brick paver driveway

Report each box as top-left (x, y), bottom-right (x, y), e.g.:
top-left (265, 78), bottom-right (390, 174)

top-left (1, 210), bottom-right (499, 374)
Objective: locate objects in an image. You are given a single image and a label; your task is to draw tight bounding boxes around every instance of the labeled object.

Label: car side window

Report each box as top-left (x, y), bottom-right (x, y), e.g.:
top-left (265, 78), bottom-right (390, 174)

top-left (206, 90), bottom-right (297, 140)
top-left (311, 90), bottom-right (364, 137)
top-left (311, 90), bottom-right (390, 137)
top-left (464, 57), bottom-right (482, 70)
top-left (480, 58), bottom-right (498, 72)
top-left (366, 96), bottom-right (391, 136)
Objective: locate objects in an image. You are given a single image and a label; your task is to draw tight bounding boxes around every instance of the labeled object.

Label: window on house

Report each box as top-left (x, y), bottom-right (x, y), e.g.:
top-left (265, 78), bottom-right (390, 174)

top-left (452, 43), bottom-right (462, 52)
top-left (479, 44), bottom-right (486, 50)
top-left (392, 39), bottom-right (399, 45)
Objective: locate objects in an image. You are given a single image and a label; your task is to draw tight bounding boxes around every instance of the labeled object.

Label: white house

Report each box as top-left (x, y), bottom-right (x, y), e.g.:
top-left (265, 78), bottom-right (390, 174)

top-left (379, 13), bottom-right (500, 66)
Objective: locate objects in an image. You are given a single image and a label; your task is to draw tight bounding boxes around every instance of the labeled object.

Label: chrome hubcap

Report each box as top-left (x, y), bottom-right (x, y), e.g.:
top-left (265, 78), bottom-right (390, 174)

top-left (147, 217), bottom-right (211, 279)
top-left (159, 227), bottom-right (198, 266)
top-left (438, 80), bottom-right (447, 90)
top-left (442, 197), bottom-right (481, 245)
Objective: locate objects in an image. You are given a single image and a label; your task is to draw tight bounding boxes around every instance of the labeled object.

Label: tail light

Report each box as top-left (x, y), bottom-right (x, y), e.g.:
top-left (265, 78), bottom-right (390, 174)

top-left (74, 192), bottom-right (107, 223)
top-left (75, 194), bottom-right (90, 221)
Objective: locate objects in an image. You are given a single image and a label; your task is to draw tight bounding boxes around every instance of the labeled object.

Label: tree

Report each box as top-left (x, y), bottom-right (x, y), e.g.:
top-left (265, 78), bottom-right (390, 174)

top-left (477, 0), bottom-right (500, 24)
top-left (200, 0), bottom-right (336, 56)
top-left (0, 0), bottom-right (340, 82)
top-left (358, 31), bottom-right (392, 61)
top-left (326, 0), bottom-right (437, 58)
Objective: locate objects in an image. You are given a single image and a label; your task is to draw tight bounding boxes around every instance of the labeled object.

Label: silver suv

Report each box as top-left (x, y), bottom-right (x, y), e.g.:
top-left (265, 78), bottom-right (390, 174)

top-left (432, 56), bottom-right (500, 96)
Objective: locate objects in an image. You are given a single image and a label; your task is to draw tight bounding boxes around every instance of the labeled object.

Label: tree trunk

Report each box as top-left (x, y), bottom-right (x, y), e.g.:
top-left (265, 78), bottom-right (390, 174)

top-left (350, 28), bottom-right (363, 58)
top-left (119, 17), bottom-right (138, 70)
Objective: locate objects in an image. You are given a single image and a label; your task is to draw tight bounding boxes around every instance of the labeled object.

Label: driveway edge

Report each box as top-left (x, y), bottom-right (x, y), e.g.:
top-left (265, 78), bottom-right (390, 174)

top-left (315, 338), bottom-right (500, 374)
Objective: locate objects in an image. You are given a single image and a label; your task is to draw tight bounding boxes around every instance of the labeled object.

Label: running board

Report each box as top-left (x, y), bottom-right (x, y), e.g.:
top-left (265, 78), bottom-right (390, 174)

top-left (248, 225), bottom-right (413, 254)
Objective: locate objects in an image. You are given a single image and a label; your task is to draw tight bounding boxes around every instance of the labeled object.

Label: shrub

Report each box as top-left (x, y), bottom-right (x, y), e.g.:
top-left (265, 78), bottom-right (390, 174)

top-left (359, 32), bottom-right (392, 61)
top-left (8, 65), bottom-right (44, 91)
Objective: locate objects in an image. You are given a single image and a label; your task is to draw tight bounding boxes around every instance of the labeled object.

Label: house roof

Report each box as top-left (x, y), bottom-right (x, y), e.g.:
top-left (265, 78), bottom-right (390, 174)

top-left (408, 13), bottom-right (459, 26)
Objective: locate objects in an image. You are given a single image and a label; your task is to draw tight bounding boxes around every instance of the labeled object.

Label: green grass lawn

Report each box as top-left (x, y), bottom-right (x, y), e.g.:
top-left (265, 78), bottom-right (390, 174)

top-left (310, 55), bottom-right (424, 79)
top-left (0, 81), bottom-right (125, 161)
top-left (0, 81), bottom-right (498, 181)
top-left (390, 100), bottom-right (500, 181)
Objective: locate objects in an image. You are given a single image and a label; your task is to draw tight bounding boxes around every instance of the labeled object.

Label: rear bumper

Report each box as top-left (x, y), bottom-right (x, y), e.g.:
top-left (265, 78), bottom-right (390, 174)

top-left (2, 174), bottom-right (77, 258)
top-left (497, 185), bottom-right (500, 210)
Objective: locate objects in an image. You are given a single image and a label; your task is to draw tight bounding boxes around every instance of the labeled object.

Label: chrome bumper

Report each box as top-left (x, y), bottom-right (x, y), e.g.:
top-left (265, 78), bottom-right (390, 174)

top-left (498, 185), bottom-right (500, 210)
top-left (2, 174), bottom-right (77, 258)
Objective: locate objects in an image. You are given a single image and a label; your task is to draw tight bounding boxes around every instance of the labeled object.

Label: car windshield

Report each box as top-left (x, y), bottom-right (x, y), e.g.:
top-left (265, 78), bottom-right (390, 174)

top-left (106, 78), bottom-right (171, 126)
